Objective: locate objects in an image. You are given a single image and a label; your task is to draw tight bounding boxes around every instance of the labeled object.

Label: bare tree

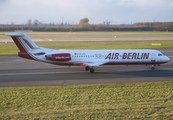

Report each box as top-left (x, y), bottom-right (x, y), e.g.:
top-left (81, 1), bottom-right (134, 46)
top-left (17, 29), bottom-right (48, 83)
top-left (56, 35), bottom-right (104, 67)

top-left (11, 22), bottom-right (14, 26)
top-left (28, 19), bottom-right (32, 26)
top-left (33, 19), bottom-right (39, 26)
top-left (50, 22), bottom-right (55, 26)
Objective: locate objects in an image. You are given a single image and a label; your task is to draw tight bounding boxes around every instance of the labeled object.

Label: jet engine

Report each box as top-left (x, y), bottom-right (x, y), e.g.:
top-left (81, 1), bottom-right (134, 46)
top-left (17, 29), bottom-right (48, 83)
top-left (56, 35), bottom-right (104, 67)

top-left (45, 53), bottom-right (71, 61)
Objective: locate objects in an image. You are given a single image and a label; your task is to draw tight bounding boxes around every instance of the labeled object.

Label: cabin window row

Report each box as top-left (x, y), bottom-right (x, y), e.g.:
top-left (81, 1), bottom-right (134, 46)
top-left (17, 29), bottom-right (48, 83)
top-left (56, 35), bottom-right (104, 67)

top-left (72, 55), bottom-right (95, 57)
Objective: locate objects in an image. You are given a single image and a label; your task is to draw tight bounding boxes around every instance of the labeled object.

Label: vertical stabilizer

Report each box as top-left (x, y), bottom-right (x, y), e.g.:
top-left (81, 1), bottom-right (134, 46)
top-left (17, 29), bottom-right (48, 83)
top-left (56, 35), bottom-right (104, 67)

top-left (6, 32), bottom-right (40, 60)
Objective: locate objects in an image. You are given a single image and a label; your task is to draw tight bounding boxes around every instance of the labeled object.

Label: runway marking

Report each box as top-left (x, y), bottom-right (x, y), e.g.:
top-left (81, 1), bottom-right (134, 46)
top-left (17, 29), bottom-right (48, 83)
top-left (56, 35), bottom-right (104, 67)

top-left (0, 68), bottom-right (173, 76)
top-left (47, 39), bottom-right (53, 41)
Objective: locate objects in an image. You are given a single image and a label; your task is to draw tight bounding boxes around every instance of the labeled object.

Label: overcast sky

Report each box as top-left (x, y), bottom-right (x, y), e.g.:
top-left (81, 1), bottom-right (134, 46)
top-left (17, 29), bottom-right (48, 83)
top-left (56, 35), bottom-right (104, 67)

top-left (0, 0), bottom-right (173, 24)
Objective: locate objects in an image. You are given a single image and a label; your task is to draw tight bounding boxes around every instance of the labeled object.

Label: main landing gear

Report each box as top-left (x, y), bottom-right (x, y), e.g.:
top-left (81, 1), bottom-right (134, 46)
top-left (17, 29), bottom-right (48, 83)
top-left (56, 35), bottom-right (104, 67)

top-left (90, 68), bottom-right (95, 73)
top-left (151, 64), bottom-right (155, 70)
top-left (85, 66), bottom-right (90, 71)
top-left (85, 66), bottom-right (95, 73)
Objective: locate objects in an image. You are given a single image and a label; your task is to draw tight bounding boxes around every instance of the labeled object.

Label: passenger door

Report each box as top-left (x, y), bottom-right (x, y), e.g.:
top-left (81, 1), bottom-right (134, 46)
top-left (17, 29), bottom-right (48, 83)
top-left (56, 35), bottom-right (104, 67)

top-left (151, 53), bottom-right (156, 62)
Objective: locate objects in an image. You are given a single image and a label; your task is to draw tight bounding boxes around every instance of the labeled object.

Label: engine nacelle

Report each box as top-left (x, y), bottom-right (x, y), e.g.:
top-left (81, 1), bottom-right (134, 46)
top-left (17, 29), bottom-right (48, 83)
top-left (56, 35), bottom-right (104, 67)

top-left (45, 53), bottom-right (71, 61)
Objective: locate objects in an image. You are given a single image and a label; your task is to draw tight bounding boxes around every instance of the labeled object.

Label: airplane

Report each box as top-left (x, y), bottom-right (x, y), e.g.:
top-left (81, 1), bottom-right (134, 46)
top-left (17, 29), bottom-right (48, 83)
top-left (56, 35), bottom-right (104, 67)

top-left (5, 32), bottom-right (170, 73)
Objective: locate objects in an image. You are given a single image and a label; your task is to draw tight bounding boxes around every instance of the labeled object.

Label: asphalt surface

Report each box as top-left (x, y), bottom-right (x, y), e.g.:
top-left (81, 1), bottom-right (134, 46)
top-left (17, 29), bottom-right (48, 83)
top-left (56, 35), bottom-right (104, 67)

top-left (0, 48), bottom-right (173, 87)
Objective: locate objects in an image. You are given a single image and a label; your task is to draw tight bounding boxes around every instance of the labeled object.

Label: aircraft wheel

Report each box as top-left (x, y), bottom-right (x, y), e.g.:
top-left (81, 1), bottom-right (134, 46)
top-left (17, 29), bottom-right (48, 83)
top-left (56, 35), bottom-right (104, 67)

top-left (85, 66), bottom-right (90, 71)
top-left (90, 68), bottom-right (95, 73)
top-left (151, 67), bottom-right (155, 70)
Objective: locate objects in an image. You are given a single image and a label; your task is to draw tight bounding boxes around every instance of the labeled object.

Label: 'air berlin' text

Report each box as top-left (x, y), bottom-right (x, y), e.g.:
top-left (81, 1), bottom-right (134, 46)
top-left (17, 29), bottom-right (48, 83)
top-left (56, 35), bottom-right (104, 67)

top-left (105, 53), bottom-right (150, 60)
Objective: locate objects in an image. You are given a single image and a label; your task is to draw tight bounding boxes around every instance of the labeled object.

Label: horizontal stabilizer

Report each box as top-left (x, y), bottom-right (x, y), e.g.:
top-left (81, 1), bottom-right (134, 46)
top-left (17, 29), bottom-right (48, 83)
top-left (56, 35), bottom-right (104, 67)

top-left (5, 32), bottom-right (25, 37)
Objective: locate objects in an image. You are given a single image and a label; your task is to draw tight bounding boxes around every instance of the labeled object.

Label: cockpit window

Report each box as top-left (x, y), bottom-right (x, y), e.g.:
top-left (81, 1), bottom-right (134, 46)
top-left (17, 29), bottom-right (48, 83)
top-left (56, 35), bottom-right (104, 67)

top-left (158, 54), bottom-right (162, 56)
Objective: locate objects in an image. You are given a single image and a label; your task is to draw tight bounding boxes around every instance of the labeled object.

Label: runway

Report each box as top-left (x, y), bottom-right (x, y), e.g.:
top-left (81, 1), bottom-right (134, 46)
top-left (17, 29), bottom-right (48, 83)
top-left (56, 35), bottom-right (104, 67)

top-left (0, 48), bottom-right (173, 87)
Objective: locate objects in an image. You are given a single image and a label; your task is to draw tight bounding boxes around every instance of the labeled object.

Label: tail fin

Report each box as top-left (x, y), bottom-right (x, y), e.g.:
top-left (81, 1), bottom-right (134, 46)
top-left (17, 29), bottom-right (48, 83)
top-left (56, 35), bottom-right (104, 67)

top-left (6, 32), bottom-right (39, 52)
top-left (6, 32), bottom-right (41, 60)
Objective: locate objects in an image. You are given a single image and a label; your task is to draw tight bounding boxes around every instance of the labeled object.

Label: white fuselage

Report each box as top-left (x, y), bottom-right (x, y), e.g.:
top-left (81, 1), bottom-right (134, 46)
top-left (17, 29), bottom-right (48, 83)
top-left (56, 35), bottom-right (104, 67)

top-left (33, 49), bottom-right (169, 66)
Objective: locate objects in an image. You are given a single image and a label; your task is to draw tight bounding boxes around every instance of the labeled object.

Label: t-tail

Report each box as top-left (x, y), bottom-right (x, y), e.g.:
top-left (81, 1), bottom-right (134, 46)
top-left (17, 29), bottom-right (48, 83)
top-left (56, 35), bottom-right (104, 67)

top-left (6, 32), bottom-right (44, 60)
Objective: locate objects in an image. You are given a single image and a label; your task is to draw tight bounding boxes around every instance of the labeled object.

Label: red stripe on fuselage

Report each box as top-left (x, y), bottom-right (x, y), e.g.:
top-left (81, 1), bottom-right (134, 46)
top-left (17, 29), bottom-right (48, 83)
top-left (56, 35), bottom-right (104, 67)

top-left (50, 61), bottom-right (168, 66)
top-left (11, 37), bottom-right (26, 52)
top-left (104, 61), bottom-right (167, 65)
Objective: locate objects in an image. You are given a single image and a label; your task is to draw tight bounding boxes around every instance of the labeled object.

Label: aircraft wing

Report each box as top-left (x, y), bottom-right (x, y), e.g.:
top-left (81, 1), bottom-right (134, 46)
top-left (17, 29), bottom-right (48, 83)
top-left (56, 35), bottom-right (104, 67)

top-left (74, 60), bottom-right (108, 67)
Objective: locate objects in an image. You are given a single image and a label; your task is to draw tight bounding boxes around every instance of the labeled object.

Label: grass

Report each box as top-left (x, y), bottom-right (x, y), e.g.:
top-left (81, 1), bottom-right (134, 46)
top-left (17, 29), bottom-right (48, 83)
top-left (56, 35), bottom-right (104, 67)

top-left (0, 31), bottom-right (173, 55)
top-left (0, 40), bottom-right (173, 55)
top-left (0, 81), bottom-right (173, 119)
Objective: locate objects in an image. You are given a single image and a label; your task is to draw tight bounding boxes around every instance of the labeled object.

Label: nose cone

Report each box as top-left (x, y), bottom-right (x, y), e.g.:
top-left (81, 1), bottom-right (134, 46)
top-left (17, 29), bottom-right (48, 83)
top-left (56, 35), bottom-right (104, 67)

top-left (164, 56), bottom-right (170, 63)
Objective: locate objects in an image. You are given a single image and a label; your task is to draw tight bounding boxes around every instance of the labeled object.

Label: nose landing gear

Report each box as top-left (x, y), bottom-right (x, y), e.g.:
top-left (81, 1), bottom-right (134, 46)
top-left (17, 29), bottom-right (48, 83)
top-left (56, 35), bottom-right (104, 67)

top-left (151, 64), bottom-right (155, 70)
